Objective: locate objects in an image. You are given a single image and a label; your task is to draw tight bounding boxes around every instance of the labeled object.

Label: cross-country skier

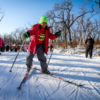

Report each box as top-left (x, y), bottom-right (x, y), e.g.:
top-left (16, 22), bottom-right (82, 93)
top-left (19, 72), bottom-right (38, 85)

top-left (0, 38), bottom-right (3, 55)
top-left (23, 15), bottom-right (61, 74)
top-left (85, 35), bottom-right (94, 58)
top-left (6, 44), bottom-right (10, 51)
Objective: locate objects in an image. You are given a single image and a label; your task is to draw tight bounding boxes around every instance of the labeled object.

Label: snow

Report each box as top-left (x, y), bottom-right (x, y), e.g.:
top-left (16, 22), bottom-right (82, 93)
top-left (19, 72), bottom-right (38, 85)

top-left (0, 48), bottom-right (100, 100)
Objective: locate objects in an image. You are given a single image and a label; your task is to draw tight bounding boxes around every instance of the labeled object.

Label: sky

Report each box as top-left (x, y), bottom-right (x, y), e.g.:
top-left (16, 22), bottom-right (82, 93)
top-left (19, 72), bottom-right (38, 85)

top-left (0, 0), bottom-right (99, 34)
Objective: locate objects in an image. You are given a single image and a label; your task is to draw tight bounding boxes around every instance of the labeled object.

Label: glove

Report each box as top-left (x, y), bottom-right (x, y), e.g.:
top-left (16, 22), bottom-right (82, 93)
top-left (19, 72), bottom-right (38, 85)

top-left (55, 31), bottom-right (61, 37)
top-left (23, 32), bottom-right (30, 39)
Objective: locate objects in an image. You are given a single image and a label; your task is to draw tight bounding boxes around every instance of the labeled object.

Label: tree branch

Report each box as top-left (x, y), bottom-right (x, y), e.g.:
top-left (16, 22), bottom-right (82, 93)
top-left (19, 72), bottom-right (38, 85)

top-left (0, 15), bottom-right (4, 22)
top-left (87, 11), bottom-right (99, 21)
top-left (88, 0), bottom-right (100, 8)
top-left (88, 0), bottom-right (99, 4)
top-left (69, 5), bottom-right (94, 27)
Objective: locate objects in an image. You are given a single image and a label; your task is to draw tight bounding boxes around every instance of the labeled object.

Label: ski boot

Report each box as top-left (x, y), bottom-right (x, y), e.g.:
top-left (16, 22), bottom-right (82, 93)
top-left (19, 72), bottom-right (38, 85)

top-left (42, 69), bottom-right (50, 74)
top-left (27, 66), bottom-right (31, 72)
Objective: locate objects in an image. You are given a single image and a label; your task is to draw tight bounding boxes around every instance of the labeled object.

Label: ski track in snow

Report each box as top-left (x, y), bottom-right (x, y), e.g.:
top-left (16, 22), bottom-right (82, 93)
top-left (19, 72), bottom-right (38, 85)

top-left (0, 51), bottom-right (100, 100)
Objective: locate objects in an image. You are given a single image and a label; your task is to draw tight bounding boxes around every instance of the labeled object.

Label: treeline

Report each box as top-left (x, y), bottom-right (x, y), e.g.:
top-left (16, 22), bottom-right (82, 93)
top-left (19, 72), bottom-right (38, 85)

top-left (0, 0), bottom-right (100, 48)
top-left (0, 28), bottom-right (31, 45)
top-left (46, 0), bottom-right (100, 48)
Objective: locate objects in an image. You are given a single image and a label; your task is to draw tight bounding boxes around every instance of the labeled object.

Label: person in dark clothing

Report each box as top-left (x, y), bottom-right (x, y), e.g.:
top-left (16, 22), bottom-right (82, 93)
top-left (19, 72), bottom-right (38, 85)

top-left (0, 47), bottom-right (1, 55)
top-left (50, 44), bottom-right (54, 52)
top-left (6, 44), bottom-right (10, 51)
top-left (85, 35), bottom-right (94, 58)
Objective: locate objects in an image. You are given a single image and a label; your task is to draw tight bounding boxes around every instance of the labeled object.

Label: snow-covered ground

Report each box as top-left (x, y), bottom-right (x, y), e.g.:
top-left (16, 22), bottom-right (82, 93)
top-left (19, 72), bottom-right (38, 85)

top-left (0, 49), bottom-right (100, 100)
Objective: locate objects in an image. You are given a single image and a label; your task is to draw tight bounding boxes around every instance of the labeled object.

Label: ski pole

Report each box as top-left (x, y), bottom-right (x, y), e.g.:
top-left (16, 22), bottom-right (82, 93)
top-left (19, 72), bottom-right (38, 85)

top-left (9, 40), bottom-right (26, 72)
top-left (48, 39), bottom-right (57, 65)
top-left (48, 30), bottom-right (61, 65)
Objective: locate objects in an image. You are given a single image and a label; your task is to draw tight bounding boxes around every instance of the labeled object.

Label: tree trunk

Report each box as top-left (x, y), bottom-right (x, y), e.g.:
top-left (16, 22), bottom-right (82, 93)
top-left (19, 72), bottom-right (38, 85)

top-left (68, 28), bottom-right (71, 42)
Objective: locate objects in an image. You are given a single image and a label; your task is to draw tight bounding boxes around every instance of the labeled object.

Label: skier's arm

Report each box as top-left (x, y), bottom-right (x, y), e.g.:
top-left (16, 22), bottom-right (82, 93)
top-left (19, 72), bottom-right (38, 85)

top-left (92, 39), bottom-right (95, 44)
top-left (48, 30), bottom-right (61, 40)
top-left (90, 39), bottom-right (95, 45)
top-left (24, 25), bottom-right (36, 39)
top-left (48, 31), bottom-right (57, 40)
top-left (27, 25), bottom-right (35, 37)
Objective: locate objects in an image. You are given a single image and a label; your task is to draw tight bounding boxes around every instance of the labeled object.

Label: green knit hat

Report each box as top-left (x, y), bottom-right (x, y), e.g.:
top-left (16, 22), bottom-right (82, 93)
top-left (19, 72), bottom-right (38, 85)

top-left (39, 15), bottom-right (48, 24)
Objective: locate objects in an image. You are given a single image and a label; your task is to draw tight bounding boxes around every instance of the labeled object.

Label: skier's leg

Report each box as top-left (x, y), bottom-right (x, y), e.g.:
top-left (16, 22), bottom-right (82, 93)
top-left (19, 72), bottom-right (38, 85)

top-left (36, 44), bottom-right (50, 74)
top-left (89, 49), bottom-right (92, 58)
top-left (85, 48), bottom-right (88, 58)
top-left (26, 52), bottom-right (35, 69)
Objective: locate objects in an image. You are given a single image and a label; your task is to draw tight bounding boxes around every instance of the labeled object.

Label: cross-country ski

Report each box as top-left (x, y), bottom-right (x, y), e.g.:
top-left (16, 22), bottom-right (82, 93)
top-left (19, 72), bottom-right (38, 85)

top-left (34, 68), bottom-right (84, 87)
top-left (17, 65), bottom-right (33, 90)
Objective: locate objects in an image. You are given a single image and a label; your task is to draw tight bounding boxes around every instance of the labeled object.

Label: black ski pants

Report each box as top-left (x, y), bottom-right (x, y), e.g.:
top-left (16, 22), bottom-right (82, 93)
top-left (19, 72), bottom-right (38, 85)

top-left (85, 48), bottom-right (93, 58)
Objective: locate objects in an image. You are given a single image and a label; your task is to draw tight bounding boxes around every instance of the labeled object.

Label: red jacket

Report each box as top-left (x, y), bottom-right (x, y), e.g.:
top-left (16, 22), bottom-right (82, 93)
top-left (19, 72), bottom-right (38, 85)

top-left (0, 38), bottom-right (3, 47)
top-left (28, 24), bottom-right (57, 55)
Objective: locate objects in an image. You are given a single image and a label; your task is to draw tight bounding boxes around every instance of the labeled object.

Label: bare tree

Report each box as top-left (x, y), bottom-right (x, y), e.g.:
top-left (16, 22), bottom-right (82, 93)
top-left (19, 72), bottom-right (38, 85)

top-left (46, 0), bottom-right (95, 48)
top-left (88, 0), bottom-right (100, 8)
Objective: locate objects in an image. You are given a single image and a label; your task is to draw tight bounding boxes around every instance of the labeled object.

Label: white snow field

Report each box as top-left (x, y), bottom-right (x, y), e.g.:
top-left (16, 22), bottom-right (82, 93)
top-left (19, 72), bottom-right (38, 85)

top-left (0, 49), bottom-right (100, 100)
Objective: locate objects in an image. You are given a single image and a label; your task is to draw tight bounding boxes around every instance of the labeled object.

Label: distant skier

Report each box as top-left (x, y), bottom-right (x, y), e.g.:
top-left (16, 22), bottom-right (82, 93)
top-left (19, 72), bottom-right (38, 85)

top-left (24, 42), bottom-right (28, 52)
top-left (1, 40), bottom-right (5, 52)
top-left (14, 45), bottom-right (18, 52)
top-left (23, 15), bottom-right (61, 74)
top-left (50, 44), bottom-right (54, 52)
top-left (10, 45), bottom-right (14, 51)
top-left (6, 44), bottom-right (10, 51)
top-left (0, 38), bottom-right (3, 55)
top-left (85, 35), bottom-right (94, 58)
top-left (17, 45), bottom-right (20, 51)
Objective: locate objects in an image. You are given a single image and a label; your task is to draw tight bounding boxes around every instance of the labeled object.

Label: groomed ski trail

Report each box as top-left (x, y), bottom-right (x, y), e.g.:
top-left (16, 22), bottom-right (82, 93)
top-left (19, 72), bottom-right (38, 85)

top-left (0, 50), bottom-right (100, 100)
